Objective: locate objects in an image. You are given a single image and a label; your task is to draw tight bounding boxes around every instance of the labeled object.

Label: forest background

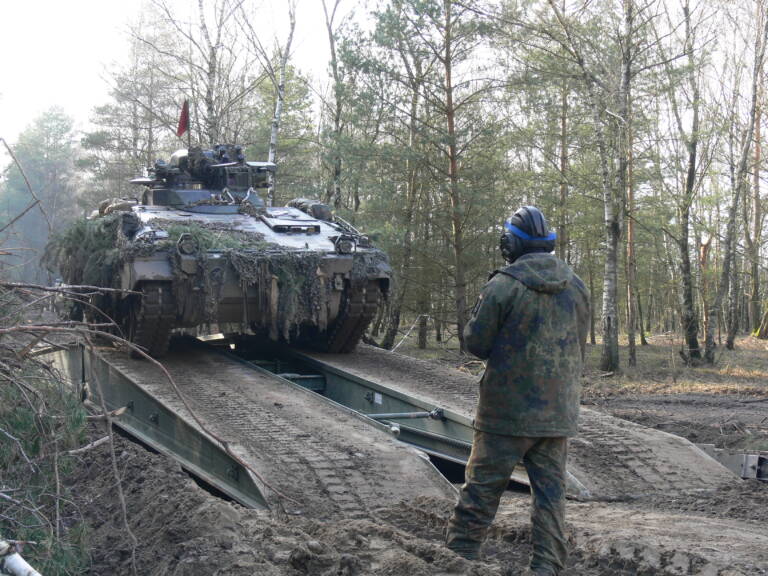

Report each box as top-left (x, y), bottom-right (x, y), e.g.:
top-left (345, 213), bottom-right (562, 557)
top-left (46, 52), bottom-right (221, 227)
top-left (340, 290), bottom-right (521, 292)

top-left (2, 0), bottom-right (768, 373)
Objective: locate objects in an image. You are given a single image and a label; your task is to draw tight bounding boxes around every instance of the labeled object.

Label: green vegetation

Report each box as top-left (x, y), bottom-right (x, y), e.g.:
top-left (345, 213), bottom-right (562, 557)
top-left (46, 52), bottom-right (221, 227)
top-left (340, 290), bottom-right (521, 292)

top-left (0, 288), bottom-right (89, 574)
top-left (156, 221), bottom-right (270, 252)
top-left (43, 214), bottom-right (126, 287)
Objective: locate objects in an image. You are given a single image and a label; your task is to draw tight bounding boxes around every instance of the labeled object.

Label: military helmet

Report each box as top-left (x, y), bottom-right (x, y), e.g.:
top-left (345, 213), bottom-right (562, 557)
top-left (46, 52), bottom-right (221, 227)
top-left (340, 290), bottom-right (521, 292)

top-left (499, 205), bottom-right (557, 263)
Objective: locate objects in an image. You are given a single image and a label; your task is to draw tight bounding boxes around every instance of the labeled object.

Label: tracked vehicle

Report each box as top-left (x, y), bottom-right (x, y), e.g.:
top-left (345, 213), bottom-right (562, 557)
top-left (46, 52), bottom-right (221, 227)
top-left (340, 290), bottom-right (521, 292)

top-left (52, 145), bottom-right (390, 357)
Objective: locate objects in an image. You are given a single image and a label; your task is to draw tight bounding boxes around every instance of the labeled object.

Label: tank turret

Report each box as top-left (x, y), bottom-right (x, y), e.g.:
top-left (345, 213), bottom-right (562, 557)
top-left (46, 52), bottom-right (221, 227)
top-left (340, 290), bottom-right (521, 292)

top-left (132, 145), bottom-right (274, 212)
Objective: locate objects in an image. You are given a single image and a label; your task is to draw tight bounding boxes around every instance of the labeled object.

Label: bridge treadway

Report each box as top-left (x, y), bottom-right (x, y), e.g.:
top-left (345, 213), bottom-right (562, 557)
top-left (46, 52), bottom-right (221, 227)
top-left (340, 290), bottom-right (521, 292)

top-left (303, 345), bottom-right (738, 500)
top-left (99, 344), bottom-right (455, 519)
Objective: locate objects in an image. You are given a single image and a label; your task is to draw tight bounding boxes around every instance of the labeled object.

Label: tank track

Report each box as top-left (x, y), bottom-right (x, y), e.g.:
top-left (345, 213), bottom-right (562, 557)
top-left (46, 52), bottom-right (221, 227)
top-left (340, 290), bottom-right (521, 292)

top-left (325, 281), bottom-right (381, 353)
top-left (128, 282), bottom-right (176, 358)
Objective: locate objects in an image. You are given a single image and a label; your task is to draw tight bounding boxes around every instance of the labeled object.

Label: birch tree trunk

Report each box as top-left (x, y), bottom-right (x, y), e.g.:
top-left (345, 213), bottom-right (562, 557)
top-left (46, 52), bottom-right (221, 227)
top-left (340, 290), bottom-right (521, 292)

top-left (746, 0), bottom-right (765, 331)
top-left (587, 243), bottom-right (597, 345)
top-left (699, 236), bottom-right (712, 342)
top-left (380, 18), bottom-right (427, 349)
top-left (197, 0), bottom-right (222, 145)
top-left (266, 1), bottom-right (297, 206)
top-left (660, 0), bottom-right (703, 361)
top-left (0, 541), bottom-right (42, 576)
top-left (597, 102), bottom-right (621, 372)
top-left (746, 101), bottom-right (763, 332)
top-left (557, 79), bottom-right (569, 262)
top-left (322, 0), bottom-right (344, 209)
top-left (726, 253), bottom-right (740, 349)
top-left (548, 0), bottom-right (621, 371)
top-left (382, 87), bottom-right (423, 349)
top-left (677, 102), bottom-right (701, 359)
top-left (621, 0), bottom-right (636, 367)
top-left (758, 308), bottom-right (768, 338)
top-left (705, 10), bottom-right (768, 362)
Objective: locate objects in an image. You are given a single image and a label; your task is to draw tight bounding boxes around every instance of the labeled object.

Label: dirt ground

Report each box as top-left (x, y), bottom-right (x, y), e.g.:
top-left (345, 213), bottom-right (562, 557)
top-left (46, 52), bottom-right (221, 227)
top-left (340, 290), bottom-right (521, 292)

top-left (580, 335), bottom-right (768, 454)
top-left (65, 336), bottom-right (768, 575)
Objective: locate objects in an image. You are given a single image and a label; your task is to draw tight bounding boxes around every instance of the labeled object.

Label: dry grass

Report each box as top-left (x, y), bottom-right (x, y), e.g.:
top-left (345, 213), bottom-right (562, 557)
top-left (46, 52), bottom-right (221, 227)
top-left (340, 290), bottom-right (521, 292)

top-left (582, 335), bottom-right (768, 399)
top-left (391, 327), bottom-right (768, 403)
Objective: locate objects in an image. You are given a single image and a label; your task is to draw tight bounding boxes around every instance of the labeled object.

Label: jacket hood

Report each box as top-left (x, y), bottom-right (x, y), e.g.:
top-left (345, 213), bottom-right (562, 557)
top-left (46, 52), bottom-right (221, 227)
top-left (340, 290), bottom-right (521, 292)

top-left (499, 253), bottom-right (573, 294)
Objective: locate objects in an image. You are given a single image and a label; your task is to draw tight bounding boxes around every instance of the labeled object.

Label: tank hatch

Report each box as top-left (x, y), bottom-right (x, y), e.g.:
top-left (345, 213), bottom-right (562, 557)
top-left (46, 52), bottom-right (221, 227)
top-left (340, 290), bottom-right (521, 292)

top-left (260, 207), bottom-right (321, 234)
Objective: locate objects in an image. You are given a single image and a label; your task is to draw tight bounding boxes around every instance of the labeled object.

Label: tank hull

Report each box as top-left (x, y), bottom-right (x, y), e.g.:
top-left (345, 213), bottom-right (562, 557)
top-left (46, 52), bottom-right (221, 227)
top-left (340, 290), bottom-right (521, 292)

top-left (51, 207), bottom-right (389, 357)
top-left (110, 206), bottom-right (390, 356)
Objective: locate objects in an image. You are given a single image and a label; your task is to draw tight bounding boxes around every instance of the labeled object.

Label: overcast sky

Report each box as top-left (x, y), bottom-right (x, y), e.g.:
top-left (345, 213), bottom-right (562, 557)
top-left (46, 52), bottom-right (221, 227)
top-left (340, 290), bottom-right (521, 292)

top-left (0, 0), bottom-right (337, 166)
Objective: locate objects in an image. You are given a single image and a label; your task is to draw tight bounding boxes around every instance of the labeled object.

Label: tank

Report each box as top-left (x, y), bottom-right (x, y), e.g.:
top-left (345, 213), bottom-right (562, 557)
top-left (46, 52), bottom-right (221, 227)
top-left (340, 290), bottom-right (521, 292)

top-left (47, 145), bottom-right (391, 357)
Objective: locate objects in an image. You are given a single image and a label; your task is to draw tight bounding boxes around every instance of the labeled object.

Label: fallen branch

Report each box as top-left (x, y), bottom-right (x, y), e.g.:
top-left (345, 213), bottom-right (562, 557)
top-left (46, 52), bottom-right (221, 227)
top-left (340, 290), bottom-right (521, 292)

top-left (0, 492), bottom-right (22, 506)
top-left (0, 539), bottom-right (42, 576)
top-left (0, 493), bottom-right (51, 535)
top-left (66, 436), bottom-right (111, 455)
top-left (0, 200), bottom-right (40, 236)
top-left (738, 397), bottom-right (768, 404)
top-left (0, 321), bottom-right (116, 334)
top-left (54, 439), bottom-right (61, 540)
top-left (83, 404), bottom-right (127, 421)
top-left (0, 425), bottom-right (36, 473)
top-left (15, 333), bottom-right (46, 361)
top-left (0, 281), bottom-right (140, 296)
top-left (0, 293), bottom-right (54, 324)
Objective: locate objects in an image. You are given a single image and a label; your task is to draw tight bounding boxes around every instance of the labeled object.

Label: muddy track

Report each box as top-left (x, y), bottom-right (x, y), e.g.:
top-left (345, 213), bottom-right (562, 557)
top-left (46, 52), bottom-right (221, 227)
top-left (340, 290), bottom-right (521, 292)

top-left (326, 281), bottom-right (381, 353)
top-left (128, 282), bottom-right (175, 358)
top-left (64, 342), bottom-right (768, 575)
top-left (590, 392), bottom-right (768, 451)
top-left (71, 432), bottom-right (768, 575)
top-left (303, 345), bottom-right (738, 499)
top-left (98, 343), bottom-right (454, 519)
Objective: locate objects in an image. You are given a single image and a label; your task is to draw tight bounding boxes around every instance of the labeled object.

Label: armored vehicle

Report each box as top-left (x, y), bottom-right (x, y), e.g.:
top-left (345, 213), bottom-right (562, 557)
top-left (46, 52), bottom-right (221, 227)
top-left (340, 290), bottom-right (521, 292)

top-left (49, 145), bottom-right (390, 357)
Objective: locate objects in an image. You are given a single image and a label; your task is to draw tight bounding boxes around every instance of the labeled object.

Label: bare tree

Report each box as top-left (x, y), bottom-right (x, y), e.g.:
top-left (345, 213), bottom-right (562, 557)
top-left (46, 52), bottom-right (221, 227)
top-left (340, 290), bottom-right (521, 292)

top-left (653, 0), bottom-right (714, 362)
top-left (546, 0), bottom-right (624, 371)
top-left (240, 0), bottom-right (297, 205)
top-left (705, 4), bottom-right (768, 361)
top-left (744, 0), bottom-right (767, 333)
top-left (137, 0), bottom-right (267, 146)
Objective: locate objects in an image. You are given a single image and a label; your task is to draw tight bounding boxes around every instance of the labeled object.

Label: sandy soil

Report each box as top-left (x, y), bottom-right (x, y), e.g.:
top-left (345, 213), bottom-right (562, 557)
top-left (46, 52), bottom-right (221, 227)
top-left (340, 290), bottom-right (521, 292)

top-left (66, 336), bottom-right (768, 575)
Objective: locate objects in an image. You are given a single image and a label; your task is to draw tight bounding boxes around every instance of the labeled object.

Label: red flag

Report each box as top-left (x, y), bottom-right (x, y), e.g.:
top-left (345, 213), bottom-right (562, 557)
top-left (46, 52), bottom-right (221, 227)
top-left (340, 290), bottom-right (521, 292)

top-left (176, 99), bottom-right (189, 138)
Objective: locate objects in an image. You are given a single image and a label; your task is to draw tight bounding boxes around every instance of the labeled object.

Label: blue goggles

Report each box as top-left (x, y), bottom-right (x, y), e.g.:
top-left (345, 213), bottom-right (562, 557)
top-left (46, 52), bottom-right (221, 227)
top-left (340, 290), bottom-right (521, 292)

top-left (504, 221), bottom-right (557, 242)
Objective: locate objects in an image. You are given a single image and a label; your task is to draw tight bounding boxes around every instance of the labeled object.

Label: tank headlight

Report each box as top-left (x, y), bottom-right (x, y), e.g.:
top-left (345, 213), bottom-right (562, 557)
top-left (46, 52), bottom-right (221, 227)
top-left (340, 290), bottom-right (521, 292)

top-left (337, 240), bottom-right (354, 254)
top-left (334, 234), bottom-right (355, 254)
top-left (177, 233), bottom-right (199, 255)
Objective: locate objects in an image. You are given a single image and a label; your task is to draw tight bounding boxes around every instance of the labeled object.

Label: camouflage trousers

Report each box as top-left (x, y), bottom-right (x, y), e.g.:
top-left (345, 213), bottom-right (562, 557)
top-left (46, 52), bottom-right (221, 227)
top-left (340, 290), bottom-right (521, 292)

top-left (445, 431), bottom-right (568, 573)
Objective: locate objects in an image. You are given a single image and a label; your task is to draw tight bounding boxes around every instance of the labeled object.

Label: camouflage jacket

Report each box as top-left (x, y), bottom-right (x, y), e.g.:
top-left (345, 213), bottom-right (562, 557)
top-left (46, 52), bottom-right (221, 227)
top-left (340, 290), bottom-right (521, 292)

top-left (465, 253), bottom-right (590, 437)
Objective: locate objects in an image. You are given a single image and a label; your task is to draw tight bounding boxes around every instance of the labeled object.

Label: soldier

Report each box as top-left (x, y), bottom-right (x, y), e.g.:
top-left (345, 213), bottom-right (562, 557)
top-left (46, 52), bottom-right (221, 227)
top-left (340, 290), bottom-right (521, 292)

top-left (445, 206), bottom-right (589, 575)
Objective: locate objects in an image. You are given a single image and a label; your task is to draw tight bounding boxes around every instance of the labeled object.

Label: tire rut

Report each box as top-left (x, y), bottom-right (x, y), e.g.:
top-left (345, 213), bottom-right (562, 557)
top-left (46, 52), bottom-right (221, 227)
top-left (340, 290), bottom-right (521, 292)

top-left (102, 346), bottom-right (454, 520)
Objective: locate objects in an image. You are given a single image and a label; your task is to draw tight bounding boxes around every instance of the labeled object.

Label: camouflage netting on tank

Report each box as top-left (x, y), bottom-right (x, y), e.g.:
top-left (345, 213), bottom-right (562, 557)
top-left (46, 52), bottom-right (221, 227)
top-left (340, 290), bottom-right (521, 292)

top-left (132, 219), bottom-right (332, 337)
top-left (228, 250), bottom-right (330, 340)
top-left (43, 212), bottom-right (139, 288)
top-left (45, 213), bottom-right (380, 344)
top-left (144, 218), bottom-right (271, 252)
top-left (43, 213), bottom-right (139, 316)
top-left (350, 249), bottom-right (390, 288)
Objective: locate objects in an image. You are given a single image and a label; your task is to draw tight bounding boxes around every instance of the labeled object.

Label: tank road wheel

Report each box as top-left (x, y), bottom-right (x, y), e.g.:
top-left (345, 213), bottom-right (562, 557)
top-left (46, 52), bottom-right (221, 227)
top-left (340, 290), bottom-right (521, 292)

top-left (325, 281), bottom-right (382, 353)
top-left (125, 282), bottom-right (176, 358)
